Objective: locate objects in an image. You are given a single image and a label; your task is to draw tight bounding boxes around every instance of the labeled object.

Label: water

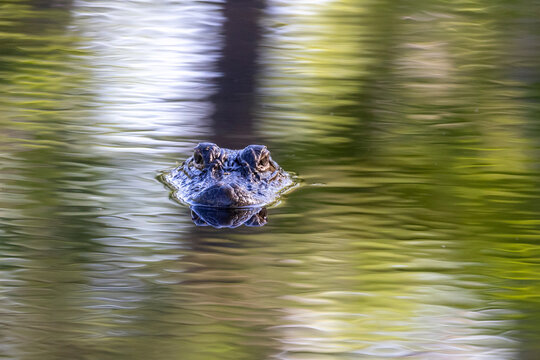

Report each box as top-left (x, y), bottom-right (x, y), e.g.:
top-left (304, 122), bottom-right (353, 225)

top-left (1, 0), bottom-right (540, 359)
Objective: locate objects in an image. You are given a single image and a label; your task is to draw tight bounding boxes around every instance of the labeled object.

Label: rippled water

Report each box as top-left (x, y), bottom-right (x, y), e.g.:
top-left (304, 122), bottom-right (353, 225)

top-left (1, 0), bottom-right (540, 359)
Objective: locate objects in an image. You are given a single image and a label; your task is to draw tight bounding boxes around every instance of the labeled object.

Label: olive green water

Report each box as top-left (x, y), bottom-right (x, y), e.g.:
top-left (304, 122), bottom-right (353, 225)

top-left (1, 1), bottom-right (540, 359)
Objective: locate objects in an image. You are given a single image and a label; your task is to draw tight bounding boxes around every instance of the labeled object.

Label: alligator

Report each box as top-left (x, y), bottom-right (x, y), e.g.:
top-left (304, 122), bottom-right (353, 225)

top-left (161, 143), bottom-right (295, 214)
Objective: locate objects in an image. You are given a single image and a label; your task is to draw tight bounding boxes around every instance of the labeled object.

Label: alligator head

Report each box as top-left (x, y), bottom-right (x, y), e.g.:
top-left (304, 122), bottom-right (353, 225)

top-left (162, 143), bottom-right (295, 209)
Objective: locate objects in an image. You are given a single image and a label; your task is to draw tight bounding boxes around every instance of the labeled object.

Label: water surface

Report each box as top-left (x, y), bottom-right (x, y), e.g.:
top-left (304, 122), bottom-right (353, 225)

top-left (1, 0), bottom-right (540, 359)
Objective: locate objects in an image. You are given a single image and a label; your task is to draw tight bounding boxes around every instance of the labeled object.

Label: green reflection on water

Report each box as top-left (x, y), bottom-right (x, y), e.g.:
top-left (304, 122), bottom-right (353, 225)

top-left (1, 0), bottom-right (540, 359)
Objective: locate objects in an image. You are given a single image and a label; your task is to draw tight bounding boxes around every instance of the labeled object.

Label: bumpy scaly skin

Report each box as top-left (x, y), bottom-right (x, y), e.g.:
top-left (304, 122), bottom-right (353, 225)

top-left (163, 143), bottom-right (294, 208)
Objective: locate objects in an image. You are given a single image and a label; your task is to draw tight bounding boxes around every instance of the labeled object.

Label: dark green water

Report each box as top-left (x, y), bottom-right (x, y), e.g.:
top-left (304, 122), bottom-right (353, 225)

top-left (1, 1), bottom-right (540, 359)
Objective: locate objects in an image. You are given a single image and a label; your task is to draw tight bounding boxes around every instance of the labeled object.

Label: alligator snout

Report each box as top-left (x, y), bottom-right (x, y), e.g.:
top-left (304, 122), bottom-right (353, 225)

top-left (193, 183), bottom-right (251, 208)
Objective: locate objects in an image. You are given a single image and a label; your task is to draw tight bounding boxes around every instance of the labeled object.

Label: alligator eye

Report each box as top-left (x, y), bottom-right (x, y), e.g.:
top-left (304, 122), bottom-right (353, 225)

top-left (258, 153), bottom-right (269, 168)
top-left (193, 152), bottom-right (204, 166)
top-left (241, 145), bottom-right (275, 172)
top-left (193, 142), bottom-right (221, 167)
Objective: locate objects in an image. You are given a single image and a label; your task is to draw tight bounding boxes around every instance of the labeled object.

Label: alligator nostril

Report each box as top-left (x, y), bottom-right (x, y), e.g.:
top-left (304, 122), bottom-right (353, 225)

top-left (195, 183), bottom-right (238, 208)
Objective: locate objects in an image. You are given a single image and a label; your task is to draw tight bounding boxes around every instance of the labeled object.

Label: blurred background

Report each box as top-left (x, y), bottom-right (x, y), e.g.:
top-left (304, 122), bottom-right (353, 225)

top-left (1, 0), bottom-right (540, 359)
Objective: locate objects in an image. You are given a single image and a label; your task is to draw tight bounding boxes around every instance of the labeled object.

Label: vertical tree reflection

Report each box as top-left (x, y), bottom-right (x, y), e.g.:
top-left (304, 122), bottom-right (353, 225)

top-left (210, 0), bottom-right (264, 148)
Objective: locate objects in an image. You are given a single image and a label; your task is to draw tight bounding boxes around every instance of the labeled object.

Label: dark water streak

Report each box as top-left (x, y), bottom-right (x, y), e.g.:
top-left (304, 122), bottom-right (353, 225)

top-left (210, 0), bottom-right (264, 148)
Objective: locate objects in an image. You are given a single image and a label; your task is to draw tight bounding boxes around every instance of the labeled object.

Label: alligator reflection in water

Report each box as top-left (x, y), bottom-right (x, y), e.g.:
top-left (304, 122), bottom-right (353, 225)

top-left (161, 143), bottom-right (296, 227)
top-left (191, 206), bottom-right (267, 228)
